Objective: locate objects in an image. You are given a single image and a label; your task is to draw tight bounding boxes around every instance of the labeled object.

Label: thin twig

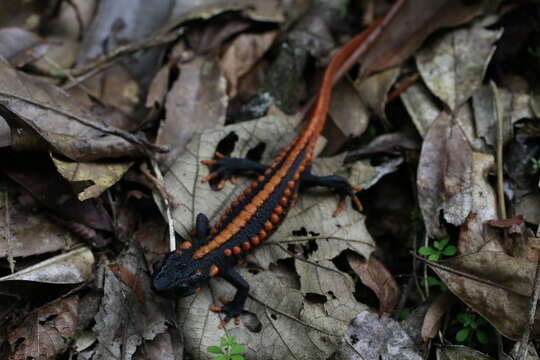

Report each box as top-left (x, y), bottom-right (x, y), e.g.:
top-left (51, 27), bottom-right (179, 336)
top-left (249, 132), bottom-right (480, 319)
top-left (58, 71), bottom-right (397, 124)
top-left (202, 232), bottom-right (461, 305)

top-left (149, 159), bottom-right (176, 252)
top-left (516, 256), bottom-right (540, 360)
top-left (491, 81), bottom-right (506, 219)
top-left (5, 191), bottom-right (15, 274)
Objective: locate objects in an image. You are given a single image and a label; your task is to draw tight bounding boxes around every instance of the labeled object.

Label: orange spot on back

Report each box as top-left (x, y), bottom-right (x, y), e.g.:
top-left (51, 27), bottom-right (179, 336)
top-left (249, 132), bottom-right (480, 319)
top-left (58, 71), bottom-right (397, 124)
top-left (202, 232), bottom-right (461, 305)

top-left (210, 265), bottom-right (219, 277)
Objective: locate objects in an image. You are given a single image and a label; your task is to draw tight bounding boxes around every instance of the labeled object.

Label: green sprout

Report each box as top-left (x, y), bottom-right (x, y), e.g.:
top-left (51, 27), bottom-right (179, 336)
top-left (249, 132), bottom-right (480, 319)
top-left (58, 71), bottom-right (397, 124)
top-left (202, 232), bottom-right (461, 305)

top-left (455, 313), bottom-right (489, 346)
top-left (207, 336), bottom-right (246, 360)
top-left (532, 158), bottom-right (540, 173)
top-left (418, 236), bottom-right (457, 261)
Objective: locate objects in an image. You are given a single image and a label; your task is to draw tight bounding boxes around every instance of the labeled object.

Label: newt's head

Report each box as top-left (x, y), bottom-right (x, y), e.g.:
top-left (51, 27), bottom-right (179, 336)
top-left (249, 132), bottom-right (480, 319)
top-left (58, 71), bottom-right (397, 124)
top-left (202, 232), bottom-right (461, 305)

top-left (151, 252), bottom-right (206, 298)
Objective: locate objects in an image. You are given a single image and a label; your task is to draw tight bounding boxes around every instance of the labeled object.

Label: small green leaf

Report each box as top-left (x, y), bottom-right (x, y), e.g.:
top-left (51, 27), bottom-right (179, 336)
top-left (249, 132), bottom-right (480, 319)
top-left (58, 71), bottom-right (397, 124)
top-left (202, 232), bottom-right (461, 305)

top-left (207, 346), bottom-right (224, 354)
top-left (442, 245), bottom-right (457, 256)
top-left (418, 246), bottom-right (433, 256)
top-left (426, 276), bottom-right (440, 286)
top-left (456, 328), bottom-right (470, 342)
top-left (439, 237), bottom-right (449, 249)
top-left (428, 253), bottom-right (440, 261)
top-left (476, 330), bottom-right (489, 344)
top-left (456, 313), bottom-right (470, 325)
top-left (433, 241), bottom-right (441, 250)
top-left (230, 344), bottom-right (246, 354)
top-left (213, 356), bottom-right (229, 360)
top-left (231, 355), bottom-right (245, 360)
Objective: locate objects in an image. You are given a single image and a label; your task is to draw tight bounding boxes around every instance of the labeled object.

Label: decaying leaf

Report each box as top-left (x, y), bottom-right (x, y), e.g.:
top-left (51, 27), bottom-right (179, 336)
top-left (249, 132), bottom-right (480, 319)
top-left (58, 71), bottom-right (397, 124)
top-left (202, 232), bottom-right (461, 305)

top-left (346, 253), bottom-right (400, 314)
top-left (156, 56), bottom-right (227, 166)
top-left (51, 153), bottom-right (133, 201)
top-left (221, 30), bottom-right (278, 97)
top-left (0, 28), bottom-right (48, 67)
top-left (0, 200), bottom-right (72, 259)
top-left (431, 251), bottom-right (539, 340)
top-left (93, 242), bottom-right (168, 360)
top-left (437, 345), bottom-right (494, 360)
top-left (8, 295), bottom-right (79, 360)
top-left (0, 58), bottom-right (149, 161)
top-left (336, 311), bottom-right (422, 360)
top-left (417, 111), bottom-right (473, 238)
top-left (416, 17), bottom-right (503, 111)
top-left (353, 67), bottom-right (400, 120)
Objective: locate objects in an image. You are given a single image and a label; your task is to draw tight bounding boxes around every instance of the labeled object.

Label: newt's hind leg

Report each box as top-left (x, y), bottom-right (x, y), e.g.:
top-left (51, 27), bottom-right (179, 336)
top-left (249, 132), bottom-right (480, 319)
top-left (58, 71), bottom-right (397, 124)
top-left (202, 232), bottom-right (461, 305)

top-left (201, 152), bottom-right (267, 190)
top-left (300, 172), bottom-right (362, 217)
top-left (209, 267), bottom-right (249, 328)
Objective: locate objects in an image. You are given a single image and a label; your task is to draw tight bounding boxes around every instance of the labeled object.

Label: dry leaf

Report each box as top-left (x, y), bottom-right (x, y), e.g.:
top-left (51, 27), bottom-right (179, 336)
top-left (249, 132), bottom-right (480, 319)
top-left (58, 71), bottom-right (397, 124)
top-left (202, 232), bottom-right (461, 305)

top-left (437, 345), bottom-right (494, 359)
top-left (93, 242), bottom-right (168, 359)
top-left (221, 30), bottom-right (278, 97)
top-left (346, 253), bottom-right (400, 314)
top-left (8, 295), bottom-right (79, 360)
top-left (108, 264), bottom-right (146, 308)
top-left (156, 56), bottom-right (227, 166)
top-left (401, 82), bottom-right (440, 137)
top-left (359, 0), bottom-right (493, 76)
top-left (431, 251), bottom-right (539, 340)
top-left (354, 67), bottom-right (400, 120)
top-left (51, 153), bottom-right (133, 201)
top-left (421, 293), bottom-right (455, 341)
top-left (0, 58), bottom-right (148, 161)
top-left (417, 111), bottom-right (473, 238)
top-left (416, 17), bottom-right (503, 111)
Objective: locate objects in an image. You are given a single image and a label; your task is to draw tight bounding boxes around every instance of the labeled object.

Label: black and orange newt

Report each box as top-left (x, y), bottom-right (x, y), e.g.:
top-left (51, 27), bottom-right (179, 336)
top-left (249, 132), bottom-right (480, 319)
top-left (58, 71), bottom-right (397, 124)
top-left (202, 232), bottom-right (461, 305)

top-left (151, 20), bottom-right (379, 328)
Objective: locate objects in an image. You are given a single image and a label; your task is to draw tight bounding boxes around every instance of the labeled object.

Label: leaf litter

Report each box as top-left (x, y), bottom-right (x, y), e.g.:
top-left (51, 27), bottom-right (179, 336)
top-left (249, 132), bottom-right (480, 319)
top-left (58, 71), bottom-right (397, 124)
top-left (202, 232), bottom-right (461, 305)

top-left (1, 1), bottom-right (540, 360)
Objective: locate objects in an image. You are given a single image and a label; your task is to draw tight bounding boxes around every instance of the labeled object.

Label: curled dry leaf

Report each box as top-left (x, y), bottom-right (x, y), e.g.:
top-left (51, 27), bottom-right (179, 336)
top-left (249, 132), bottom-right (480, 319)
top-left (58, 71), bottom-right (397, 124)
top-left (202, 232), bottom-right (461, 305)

top-left (51, 153), bottom-right (133, 201)
top-left (156, 56), bottom-right (227, 166)
top-left (0, 58), bottom-right (148, 161)
top-left (8, 295), bottom-right (79, 360)
top-left (0, 28), bottom-right (48, 67)
top-left (346, 253), bottom-right (400, 314)
top-left (421, 293), bottom-right (455, 341)
top-left (93, 243), bottom-right (168, 359)
top-left (416, 17), bottom-right (503, 111)
top-left (336, 311), bottom-right (422, 360)
top-left (353, 67), bottom-right (400, 120)
top-left (417, 111), bottom-right (473, 238)
top-left (0, 247), bottom-right (94, 284)
top-left (221, 30), bottom-right (278, 97)
top-left (430, 251), bottom-right (539, 340)
top-left (359, 0), bottom-right (493, 76)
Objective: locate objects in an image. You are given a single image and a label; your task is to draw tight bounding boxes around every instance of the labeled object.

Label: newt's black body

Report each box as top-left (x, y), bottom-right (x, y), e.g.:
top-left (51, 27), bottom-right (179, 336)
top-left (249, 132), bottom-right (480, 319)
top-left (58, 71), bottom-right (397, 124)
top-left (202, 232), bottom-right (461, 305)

top-left (151, 20), bottom-right (375, 326)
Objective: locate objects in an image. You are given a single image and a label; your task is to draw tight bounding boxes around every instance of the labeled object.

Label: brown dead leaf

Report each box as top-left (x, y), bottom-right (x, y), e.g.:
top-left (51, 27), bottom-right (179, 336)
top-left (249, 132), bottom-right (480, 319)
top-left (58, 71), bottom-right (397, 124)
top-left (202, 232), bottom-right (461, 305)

top-left (108, 263), bottom-right (146, 309)
top-left (421, 293), bottom-right (455, 341)
top-left (431, 251), bottom-right (539, 340)
top-left (487, 215), bottom-right (525, 229)
top-left (359, 0), bottom-right (494, 76)
top-left (8, 295), bottom-right (79, 360)
top-left (221, 30), bottom-right (278, 97)
top-left (417, 111), bottom-right (473, 238)
top-left (156, 56), bottom-right (227, 166)
top-left (346, 253), bottom-right (400, 314)
top-left (0, 58), bottom-right (150, 161)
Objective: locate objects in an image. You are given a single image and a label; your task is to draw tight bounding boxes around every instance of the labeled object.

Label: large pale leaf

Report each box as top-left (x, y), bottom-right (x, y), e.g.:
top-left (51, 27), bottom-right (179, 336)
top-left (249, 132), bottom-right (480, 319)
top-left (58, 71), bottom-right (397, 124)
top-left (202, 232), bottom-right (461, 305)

top-left (158, 115), bottom-right (375, 358)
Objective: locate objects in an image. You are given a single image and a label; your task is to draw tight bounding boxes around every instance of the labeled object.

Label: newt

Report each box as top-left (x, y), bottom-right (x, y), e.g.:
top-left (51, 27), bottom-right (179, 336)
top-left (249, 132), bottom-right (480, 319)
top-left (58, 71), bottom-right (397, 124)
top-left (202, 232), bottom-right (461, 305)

top-left (151, 20), bottom-right (379, 328)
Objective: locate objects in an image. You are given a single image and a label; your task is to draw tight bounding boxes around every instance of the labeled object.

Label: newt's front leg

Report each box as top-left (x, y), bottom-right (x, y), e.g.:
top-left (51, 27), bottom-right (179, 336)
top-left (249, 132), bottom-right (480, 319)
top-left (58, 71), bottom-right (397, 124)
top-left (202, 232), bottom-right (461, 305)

top-left (201, 152), bottom-right (267, 190)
